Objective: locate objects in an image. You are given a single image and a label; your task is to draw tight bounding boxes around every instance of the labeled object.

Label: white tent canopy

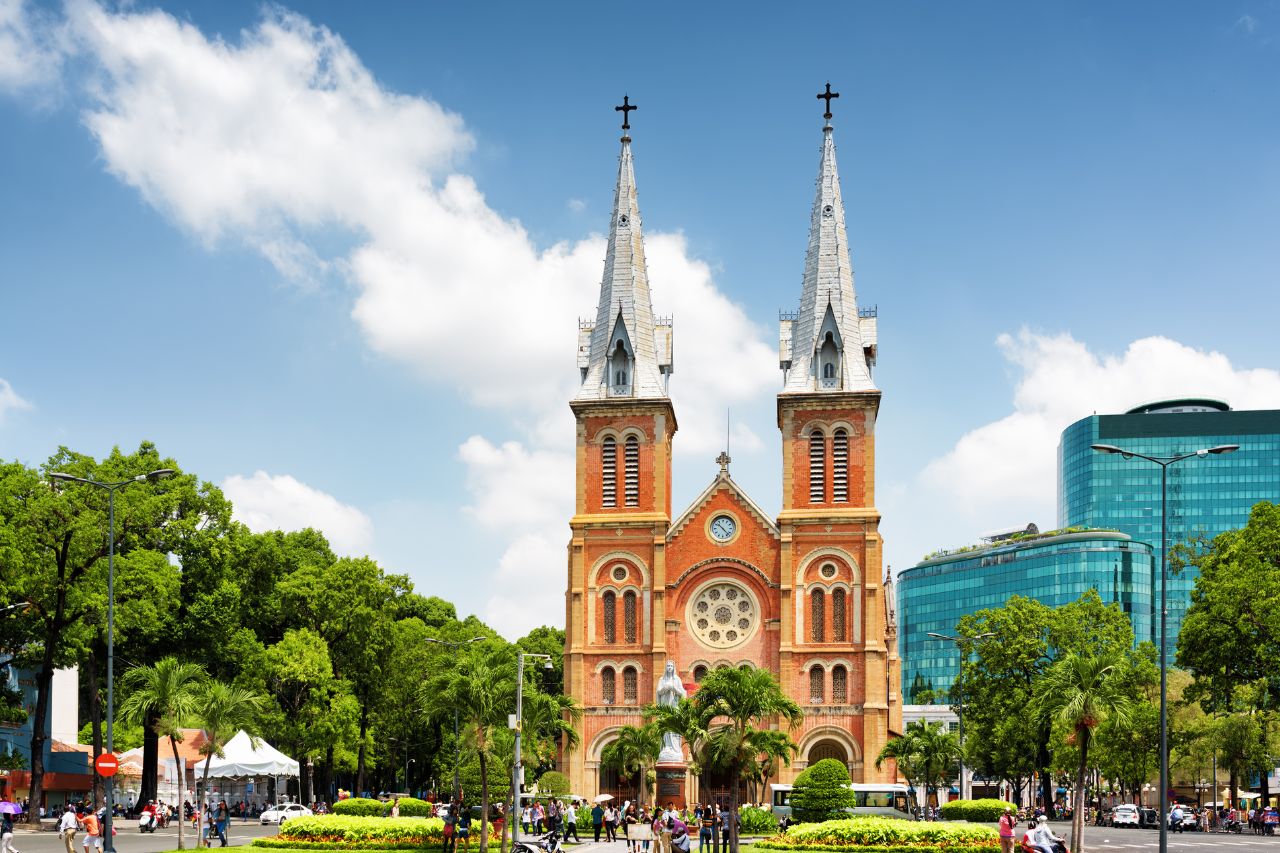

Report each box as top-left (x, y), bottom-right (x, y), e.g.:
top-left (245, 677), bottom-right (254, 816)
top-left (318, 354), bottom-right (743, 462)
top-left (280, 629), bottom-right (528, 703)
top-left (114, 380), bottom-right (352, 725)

top-left (202, 731), bottom-right (299, 778)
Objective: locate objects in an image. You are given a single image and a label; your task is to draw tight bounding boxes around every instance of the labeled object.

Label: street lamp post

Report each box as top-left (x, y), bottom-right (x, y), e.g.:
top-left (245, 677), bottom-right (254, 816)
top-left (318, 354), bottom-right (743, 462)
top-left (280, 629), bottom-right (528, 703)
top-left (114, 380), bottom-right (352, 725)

top-left (49, 469), bottom-right (174, 852)
top-left (424, 637), bottom-right (485, 802)
top-left (926, 631), bottom-right (994, 802)
top-left (511, 651), bottom-right (552, 847)
top-left (1090, 442), bottom-right (1238, 853)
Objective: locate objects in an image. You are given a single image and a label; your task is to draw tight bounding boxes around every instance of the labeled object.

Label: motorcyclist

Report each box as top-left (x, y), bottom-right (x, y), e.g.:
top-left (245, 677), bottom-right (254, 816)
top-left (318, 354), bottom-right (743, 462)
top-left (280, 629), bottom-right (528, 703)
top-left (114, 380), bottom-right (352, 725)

top-left (1028, 815), bottom-right (1063, 853)
top-left (1169, 804), bottom-right (1184, 833)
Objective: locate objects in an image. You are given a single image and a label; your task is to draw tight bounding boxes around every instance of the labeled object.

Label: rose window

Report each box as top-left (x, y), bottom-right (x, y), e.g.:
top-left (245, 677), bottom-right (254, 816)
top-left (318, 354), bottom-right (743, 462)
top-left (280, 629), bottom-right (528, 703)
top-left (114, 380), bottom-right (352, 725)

top-left (688, 581), bottom-right (758, 649)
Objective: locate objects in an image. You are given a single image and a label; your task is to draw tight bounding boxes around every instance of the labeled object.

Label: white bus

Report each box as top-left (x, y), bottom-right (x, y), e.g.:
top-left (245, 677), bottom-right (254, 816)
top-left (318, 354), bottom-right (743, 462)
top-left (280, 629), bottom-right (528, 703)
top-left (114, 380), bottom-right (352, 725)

top-left (770, 783), bottom-right (913, 820)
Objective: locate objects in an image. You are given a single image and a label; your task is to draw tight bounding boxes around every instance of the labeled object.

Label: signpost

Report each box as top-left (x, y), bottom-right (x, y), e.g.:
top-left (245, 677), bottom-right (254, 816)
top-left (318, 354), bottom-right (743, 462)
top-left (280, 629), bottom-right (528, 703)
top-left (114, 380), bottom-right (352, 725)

top-left (96, 753), bottom-right (120, 778)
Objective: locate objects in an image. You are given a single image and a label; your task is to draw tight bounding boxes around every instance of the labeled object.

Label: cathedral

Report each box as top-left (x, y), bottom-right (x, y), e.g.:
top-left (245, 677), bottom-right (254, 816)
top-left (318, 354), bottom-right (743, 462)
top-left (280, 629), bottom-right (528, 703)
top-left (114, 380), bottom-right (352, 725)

top-left (562, 92), bottom-right (902, 804)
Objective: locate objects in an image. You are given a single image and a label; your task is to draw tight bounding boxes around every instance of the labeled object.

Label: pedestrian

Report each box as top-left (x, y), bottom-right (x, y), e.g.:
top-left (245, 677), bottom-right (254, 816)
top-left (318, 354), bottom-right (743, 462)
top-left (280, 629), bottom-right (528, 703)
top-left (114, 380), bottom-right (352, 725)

top-left (624, 805), bottom-right (638, 852)
top-left (1, 809), bottom-right (20, 853)
top-left (492, 803), bottom-right (505, 842)
top-left (78, 806), bottom-right (101, 853)
top-left (59, 805), bottom-right (78, 853)
top-left (997, 806), bottom-right (1015, 853)
top-left (534, 801), bottom-right (545, 834)
top-left (522, 804), bottom-right (532, 836)
top-left (564, 801), bottom-right (580, 843)
top-left (699, 805), bottom-right (714, 852)
top-left (605, 804), bottom-right (618, 842)
top-left (592, 802), bottom-right (605, 843)
top-left (216, 800), bottom-right (230, 847)
top-left (456, 804), bottom-right (471, 853)
top-left (718, 807), bottom-right (730, 852)
top-left (441, 802), bottom-right (457, 853)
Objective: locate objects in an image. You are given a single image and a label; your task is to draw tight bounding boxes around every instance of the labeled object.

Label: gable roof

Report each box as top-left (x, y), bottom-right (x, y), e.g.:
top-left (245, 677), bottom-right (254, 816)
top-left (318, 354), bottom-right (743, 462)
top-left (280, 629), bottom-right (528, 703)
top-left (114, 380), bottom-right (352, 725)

top-left (669, 466), bottom-right (779, 541)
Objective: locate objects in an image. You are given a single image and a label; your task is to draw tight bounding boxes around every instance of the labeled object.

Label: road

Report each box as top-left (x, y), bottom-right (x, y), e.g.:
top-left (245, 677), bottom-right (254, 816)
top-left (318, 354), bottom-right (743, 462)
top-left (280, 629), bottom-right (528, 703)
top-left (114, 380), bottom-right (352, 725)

top-left (19, 820), bottom-right (279, 853)
top-left (1075, 827), bottom-right (1280, 850)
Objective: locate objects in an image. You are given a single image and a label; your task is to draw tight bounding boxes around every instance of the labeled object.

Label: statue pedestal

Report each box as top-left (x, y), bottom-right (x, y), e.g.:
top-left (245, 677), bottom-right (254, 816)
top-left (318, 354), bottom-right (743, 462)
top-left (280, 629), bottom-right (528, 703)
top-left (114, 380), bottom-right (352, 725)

top-left (654, 762), bottom-right (687, 810)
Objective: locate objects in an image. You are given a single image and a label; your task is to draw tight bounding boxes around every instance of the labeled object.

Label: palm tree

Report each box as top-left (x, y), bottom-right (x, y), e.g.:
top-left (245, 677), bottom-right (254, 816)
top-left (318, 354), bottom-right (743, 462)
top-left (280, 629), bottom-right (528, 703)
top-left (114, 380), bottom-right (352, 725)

top-left (646, 696), bottom-right (714, 795)
top-left (520, 690), bottom-right (583, 771)
top-left (691, 668), bottom-right (802, 853)
top-left (601, 723), bottom-right (662, 804)
top-left (195, 682), bottom-right (265, 823)
top-left (875, 729), bottom-right (925, 816)
top-left (119, 658), bottom-right (207, 851)
top-left (751, 728), bottom-right (798, 804)
top-left (422, 643), bottom-right (515, 853)
top-left (1035, 652), bottom-right (1130, 853)
top-left (875, 720), bottom-right (958, 817)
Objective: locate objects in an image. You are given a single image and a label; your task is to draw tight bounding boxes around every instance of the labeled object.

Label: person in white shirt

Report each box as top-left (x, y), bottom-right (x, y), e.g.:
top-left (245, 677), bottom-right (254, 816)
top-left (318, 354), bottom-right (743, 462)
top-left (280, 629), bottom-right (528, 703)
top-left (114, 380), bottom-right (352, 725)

top-left (58, 806), bottom-right (78, 853)
top-left (1029, 816), bottom-right (1062, 853)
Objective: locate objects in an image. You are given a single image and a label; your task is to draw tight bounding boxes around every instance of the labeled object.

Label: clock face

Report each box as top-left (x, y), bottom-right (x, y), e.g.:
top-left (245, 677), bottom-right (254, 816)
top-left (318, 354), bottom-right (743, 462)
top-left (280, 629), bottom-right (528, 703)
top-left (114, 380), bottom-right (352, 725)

top-left (710, 515), bottom-right (737, 542)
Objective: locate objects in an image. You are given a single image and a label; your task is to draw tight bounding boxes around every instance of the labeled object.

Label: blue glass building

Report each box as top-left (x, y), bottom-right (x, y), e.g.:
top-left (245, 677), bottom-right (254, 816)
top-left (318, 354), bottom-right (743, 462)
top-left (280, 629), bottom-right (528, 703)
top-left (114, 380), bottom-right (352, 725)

top-left (1058, 399), bottom-right (1280, 658)
top-left (898, 529), bottom-right (1153, 700)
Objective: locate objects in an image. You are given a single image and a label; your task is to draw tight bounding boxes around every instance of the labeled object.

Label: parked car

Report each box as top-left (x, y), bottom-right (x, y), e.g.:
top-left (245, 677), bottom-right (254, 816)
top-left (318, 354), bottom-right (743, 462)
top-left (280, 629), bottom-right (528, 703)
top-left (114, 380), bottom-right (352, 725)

top-left (1110, 804), bottom-right (1140, 828)
top-left (1139, 808), bottom-right (1159, 829)
top-left (261, 803), bottom-right (313, 825)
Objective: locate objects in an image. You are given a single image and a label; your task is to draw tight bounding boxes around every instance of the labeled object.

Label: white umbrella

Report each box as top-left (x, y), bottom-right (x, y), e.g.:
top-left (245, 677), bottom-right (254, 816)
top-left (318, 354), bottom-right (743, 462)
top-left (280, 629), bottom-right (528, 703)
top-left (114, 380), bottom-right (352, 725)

top-left (593, 795), bottom-right (614, 803)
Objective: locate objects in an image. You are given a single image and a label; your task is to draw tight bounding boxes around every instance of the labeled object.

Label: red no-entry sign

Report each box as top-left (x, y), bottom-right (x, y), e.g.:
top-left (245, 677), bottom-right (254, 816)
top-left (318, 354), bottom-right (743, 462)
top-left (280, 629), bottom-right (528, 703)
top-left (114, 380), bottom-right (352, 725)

top-left (95, 753), bottom-right (119, 777)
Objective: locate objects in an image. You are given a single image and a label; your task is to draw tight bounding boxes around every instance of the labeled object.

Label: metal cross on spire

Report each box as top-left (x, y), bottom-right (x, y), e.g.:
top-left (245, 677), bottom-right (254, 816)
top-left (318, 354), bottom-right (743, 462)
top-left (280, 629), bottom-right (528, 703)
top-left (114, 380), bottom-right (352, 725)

top-left (817, 82), bottom-right (839, 121)
top-left (615, 95), bottom-right (637, 131)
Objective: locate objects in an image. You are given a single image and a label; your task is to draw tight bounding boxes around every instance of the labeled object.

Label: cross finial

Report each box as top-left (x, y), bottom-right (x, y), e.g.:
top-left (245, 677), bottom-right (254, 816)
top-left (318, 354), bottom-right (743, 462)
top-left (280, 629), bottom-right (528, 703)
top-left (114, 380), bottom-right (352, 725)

top-left (615, 95), bottom-right (637, 132)
top-left (716, 451), bottom-right (732, 476)
top-left (817, 82), bottom-right (839, 122)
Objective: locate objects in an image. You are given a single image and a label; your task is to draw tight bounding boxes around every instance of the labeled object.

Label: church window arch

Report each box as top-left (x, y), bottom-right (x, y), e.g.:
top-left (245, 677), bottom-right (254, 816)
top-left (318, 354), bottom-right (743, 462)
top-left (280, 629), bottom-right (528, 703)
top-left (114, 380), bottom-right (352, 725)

top-left (809, 666), bottom-right (825, 704)
top-left (832, 429), bottom-right (849, 503)
top-left (612, 340), bottom-right (630, 392)
top-left (832, 588), bottom-right (847, 642)
top-left (603, 591), bottom-right (617, 644)
top-left (624, 436), bottom-right (640, 507)
top-left (601, 667), bottom-right (616, 705)
top-left (623, 666), bottom-right (638, 704)
top-left (818, 331), bottom-right (840, 387)
top-left (693, 665), bottom-right (708, 683)
top-left (623, 590), bottom-right (637, 643)
top-left (809, 430), bottom-right (826, 503)
top-left (602, 437), bottom-right (617, 508)
top-left (832, 665), bottom-right (848, 703)
top-left (810, 589), bottom-right (826, 643)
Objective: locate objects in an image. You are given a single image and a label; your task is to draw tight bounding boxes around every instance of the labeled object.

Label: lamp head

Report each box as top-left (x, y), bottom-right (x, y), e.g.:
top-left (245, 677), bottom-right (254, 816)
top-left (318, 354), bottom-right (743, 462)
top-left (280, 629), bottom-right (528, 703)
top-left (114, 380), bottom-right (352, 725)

top-left (49, 472), bottom-right (79, 483)
top-left (544, 660), bottom-right (554, 670)
top-left (145, 468), bottom-right (175, 481)
top-left (1208, 445), bottom-right (1239, 455)
top-left (1090, 444), bottom-right (1123, 455)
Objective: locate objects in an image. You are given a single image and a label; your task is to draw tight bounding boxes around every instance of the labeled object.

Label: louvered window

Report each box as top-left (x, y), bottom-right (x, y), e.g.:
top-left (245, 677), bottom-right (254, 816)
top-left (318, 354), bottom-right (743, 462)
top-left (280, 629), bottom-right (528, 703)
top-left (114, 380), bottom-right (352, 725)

top-left (623, 590), bottom-right (637, 643)
top-left (811, 590), bottom-right (826, 642)
top-left (623, 667), bottom-right (637, 704)
top-left (832, 665), bottom-right (848, 703)
top-left (602, 437), bottom-right (617, 508)
top-left (809, 667), bottom-right (824, 704)
top-left (602, 668), bottom-right (616, 705)
top-left (832, 429), bottom-right (849, 502)
top-left (833, 588), bottom-right (847, 642)
top-left (809, 430), bottom-right (826, 503)
top-left (603, 591), bottom-right (616, 644)
top-left (624, 436), bottom-right (640, 507)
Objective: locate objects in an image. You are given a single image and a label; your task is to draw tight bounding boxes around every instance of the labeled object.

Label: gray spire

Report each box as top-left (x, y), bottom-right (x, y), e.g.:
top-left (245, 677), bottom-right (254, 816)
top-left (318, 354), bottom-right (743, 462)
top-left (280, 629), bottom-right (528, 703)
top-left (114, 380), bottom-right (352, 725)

top-left (576, 130), bottom-right (673, 400)
top-left (779, 122), bottom-right (877, 393)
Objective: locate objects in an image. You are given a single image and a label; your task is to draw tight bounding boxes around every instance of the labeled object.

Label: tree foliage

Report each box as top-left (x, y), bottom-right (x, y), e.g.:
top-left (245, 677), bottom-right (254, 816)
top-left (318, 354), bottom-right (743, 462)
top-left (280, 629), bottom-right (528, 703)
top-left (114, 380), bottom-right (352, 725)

top-left (789, 757), bottom-right (854, 823)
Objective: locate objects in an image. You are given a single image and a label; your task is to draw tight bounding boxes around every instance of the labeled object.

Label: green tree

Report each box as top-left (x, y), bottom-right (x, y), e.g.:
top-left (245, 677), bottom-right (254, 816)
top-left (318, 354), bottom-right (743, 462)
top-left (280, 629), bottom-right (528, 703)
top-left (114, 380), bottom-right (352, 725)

top-left (646, 697), bottom-right (714, 796)
top-left (195, 682), bottom-right (266, 808)
top-left (119, 657), bottom-right (208, 850)
top-left (537, 770), bottom-right (570, 798)
top-left (691, 667), bottom-right (802, 853)
top-left (601, 723), bottom-right (661, 804)
top-left (789, 757), bottom-right (854, 823)
top-left (1035, 652), bottom-right (1130, 853)
top-left (517, 627), bottom-right (566, 696)
top-left (874, 720), bottom-right (958, 816)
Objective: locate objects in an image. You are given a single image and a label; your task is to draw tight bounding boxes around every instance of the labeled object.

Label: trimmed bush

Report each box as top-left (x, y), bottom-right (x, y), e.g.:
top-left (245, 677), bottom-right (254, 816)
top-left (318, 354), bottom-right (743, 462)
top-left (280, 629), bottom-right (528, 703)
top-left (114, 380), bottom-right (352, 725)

top-left (331, 799), bottom-right (387, 818)
top-left (391, 798), bottom-right (434, 818)
top-left (790, 759), bottom-right (856, 823)
top-left (537, 771), bottom-right (571, 798)
top-left (271, 815), bottom-right (486, 847)
top-left (939, 799), bottom-right (1013, 823)
top-left (740, 805), bottom-right (779, 835)
top-left (757, 816), bottom-right (999, 851)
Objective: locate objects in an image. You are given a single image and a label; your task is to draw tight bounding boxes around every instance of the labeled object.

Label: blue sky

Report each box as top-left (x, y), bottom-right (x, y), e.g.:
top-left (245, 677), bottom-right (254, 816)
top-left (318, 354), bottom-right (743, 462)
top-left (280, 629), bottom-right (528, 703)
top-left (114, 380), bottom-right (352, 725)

top-left (3, 1), bottom-right (1280, 635)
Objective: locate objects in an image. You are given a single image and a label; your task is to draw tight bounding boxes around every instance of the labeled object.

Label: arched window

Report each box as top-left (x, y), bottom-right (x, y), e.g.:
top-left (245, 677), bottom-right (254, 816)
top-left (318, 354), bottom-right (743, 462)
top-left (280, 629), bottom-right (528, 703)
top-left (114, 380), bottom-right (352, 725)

top-left (832, 665), bottom-right (848, 703)
top-left (693, 665), bottom-right (708, 683)
top-left (818, 332), bottom-right (839, 387)
top-left (602, 437), bottom-right (617, 508)
top-left (623, 590), bottom-right (637, 644)
top-left (809, 667), bottom-right (824, 704)
top-left (832, 429), bottom-right (848, 503)
top-left (809, 430), bottom-right (826, 503)
top-left (603, 591), bottom-right (616, 644)
top-left (823, 362), bottom-right (835, 379)
top-left (624, 436), bottom-right (640, 507)
top-left (613, 340), bottom-right (630, 391)
top-left (623, 666), bottom-right (638, 704)
top-left (832, 588), bottom-right (847, 642)
top-left (601, 668), bottom-right (616, 705)
top-left (811, 589), bottom-right (826, 642)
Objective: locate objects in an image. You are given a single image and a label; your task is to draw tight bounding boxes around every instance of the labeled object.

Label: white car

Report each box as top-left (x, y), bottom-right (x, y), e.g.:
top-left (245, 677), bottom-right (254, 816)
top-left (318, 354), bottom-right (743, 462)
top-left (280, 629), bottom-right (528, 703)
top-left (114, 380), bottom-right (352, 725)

top-left (261, 803), bottom-right (313, 825)
top-left (1110, 804), bottom-right (1140, 827)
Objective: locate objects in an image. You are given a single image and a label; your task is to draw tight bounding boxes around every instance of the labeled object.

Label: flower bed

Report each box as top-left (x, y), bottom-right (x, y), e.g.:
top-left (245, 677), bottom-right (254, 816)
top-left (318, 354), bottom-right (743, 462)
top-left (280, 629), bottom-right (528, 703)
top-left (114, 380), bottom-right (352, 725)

top-left (758, 817), bottom-right (999, 852)
top-left (252, 815), bottom-right (491, 850)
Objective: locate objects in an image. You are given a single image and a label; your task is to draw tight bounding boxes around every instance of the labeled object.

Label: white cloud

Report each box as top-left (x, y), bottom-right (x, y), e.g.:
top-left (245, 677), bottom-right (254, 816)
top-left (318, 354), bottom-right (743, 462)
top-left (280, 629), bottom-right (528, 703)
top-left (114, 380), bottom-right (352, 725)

top-left (222, 471), bottom-right (375, 558)
top-left (484, 531), bottom-right (566, 635)
top-left (0, 0), bottom-right (63, 94)
top-left (45, 3), bottom-right (775, 636)
top-left (1236, 14), bottom-right (1259, 35)
top-left (567, 198), bottom-right (586, 213)
top-left (0, 378), bottom-right (32, 423)
top-left (893, 330), bottom-right (1280, 565)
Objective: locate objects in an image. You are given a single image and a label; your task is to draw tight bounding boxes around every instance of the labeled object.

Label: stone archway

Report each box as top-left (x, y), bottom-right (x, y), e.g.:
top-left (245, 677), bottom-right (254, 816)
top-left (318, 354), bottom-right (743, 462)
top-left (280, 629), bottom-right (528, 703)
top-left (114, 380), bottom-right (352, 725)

top-left (807, 738), bottom-right (849, 765)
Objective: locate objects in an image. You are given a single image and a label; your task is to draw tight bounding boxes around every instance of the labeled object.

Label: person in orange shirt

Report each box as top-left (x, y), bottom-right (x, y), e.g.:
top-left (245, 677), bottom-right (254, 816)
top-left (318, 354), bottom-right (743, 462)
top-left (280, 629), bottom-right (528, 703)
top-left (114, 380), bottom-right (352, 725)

top-left (78, 807), bottom-right (102, 853)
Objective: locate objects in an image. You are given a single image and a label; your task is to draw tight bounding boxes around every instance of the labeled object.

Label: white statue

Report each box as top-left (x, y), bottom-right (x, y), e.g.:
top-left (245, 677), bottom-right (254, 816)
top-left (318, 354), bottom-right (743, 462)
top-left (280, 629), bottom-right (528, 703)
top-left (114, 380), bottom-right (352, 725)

top-left (655, 660), bottom-right (688, 763)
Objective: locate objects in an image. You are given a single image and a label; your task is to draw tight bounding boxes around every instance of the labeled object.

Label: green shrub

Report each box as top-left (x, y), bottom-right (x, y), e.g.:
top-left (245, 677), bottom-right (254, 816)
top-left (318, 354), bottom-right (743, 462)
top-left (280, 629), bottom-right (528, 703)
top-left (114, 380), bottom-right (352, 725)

top-left (391, 798), bottom-right (434, 818)
top-left (537, 771), bottom-right (571, 798)
top-left (330, 799), bottom-right (386, 818)
top-left (253, 841), bottom-right (426, 851)
top-left (939, 799), bottom-right (1013, 823)
top-left (740, 805), bottom-right (779, 835)
top-left (790, 759), bottom-right (856, 823)
top-left (276, 815), bottom-right (475, 846)
top-left (758, 816), bottom-right (999, 851)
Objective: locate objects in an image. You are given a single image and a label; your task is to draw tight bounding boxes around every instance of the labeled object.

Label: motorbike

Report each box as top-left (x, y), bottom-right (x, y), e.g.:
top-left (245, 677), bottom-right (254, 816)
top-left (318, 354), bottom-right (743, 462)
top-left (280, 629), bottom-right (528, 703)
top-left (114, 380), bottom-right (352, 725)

top-left (138, 812), bottom-right (157, 834)
top-left (1223, 818), bottom-right (1244, 834)
top-left (513, 829), bottom-right (562, 853)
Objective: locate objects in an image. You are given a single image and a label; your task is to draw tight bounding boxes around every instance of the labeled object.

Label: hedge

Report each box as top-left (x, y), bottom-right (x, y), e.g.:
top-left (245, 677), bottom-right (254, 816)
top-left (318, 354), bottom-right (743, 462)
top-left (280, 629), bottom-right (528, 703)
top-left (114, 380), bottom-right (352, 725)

top-left (270, 815), bottom-right (490, 846)
top-left (330, 798), bottom-right (436, 819)
top-left (758, 817), bottom-right (999, 851)
top-left (790, 758), bottom-right (856, 823)
top-left (740, 805), bottom-right (779, 835)
top-left (939, 799), bottom-right (1013, 823)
